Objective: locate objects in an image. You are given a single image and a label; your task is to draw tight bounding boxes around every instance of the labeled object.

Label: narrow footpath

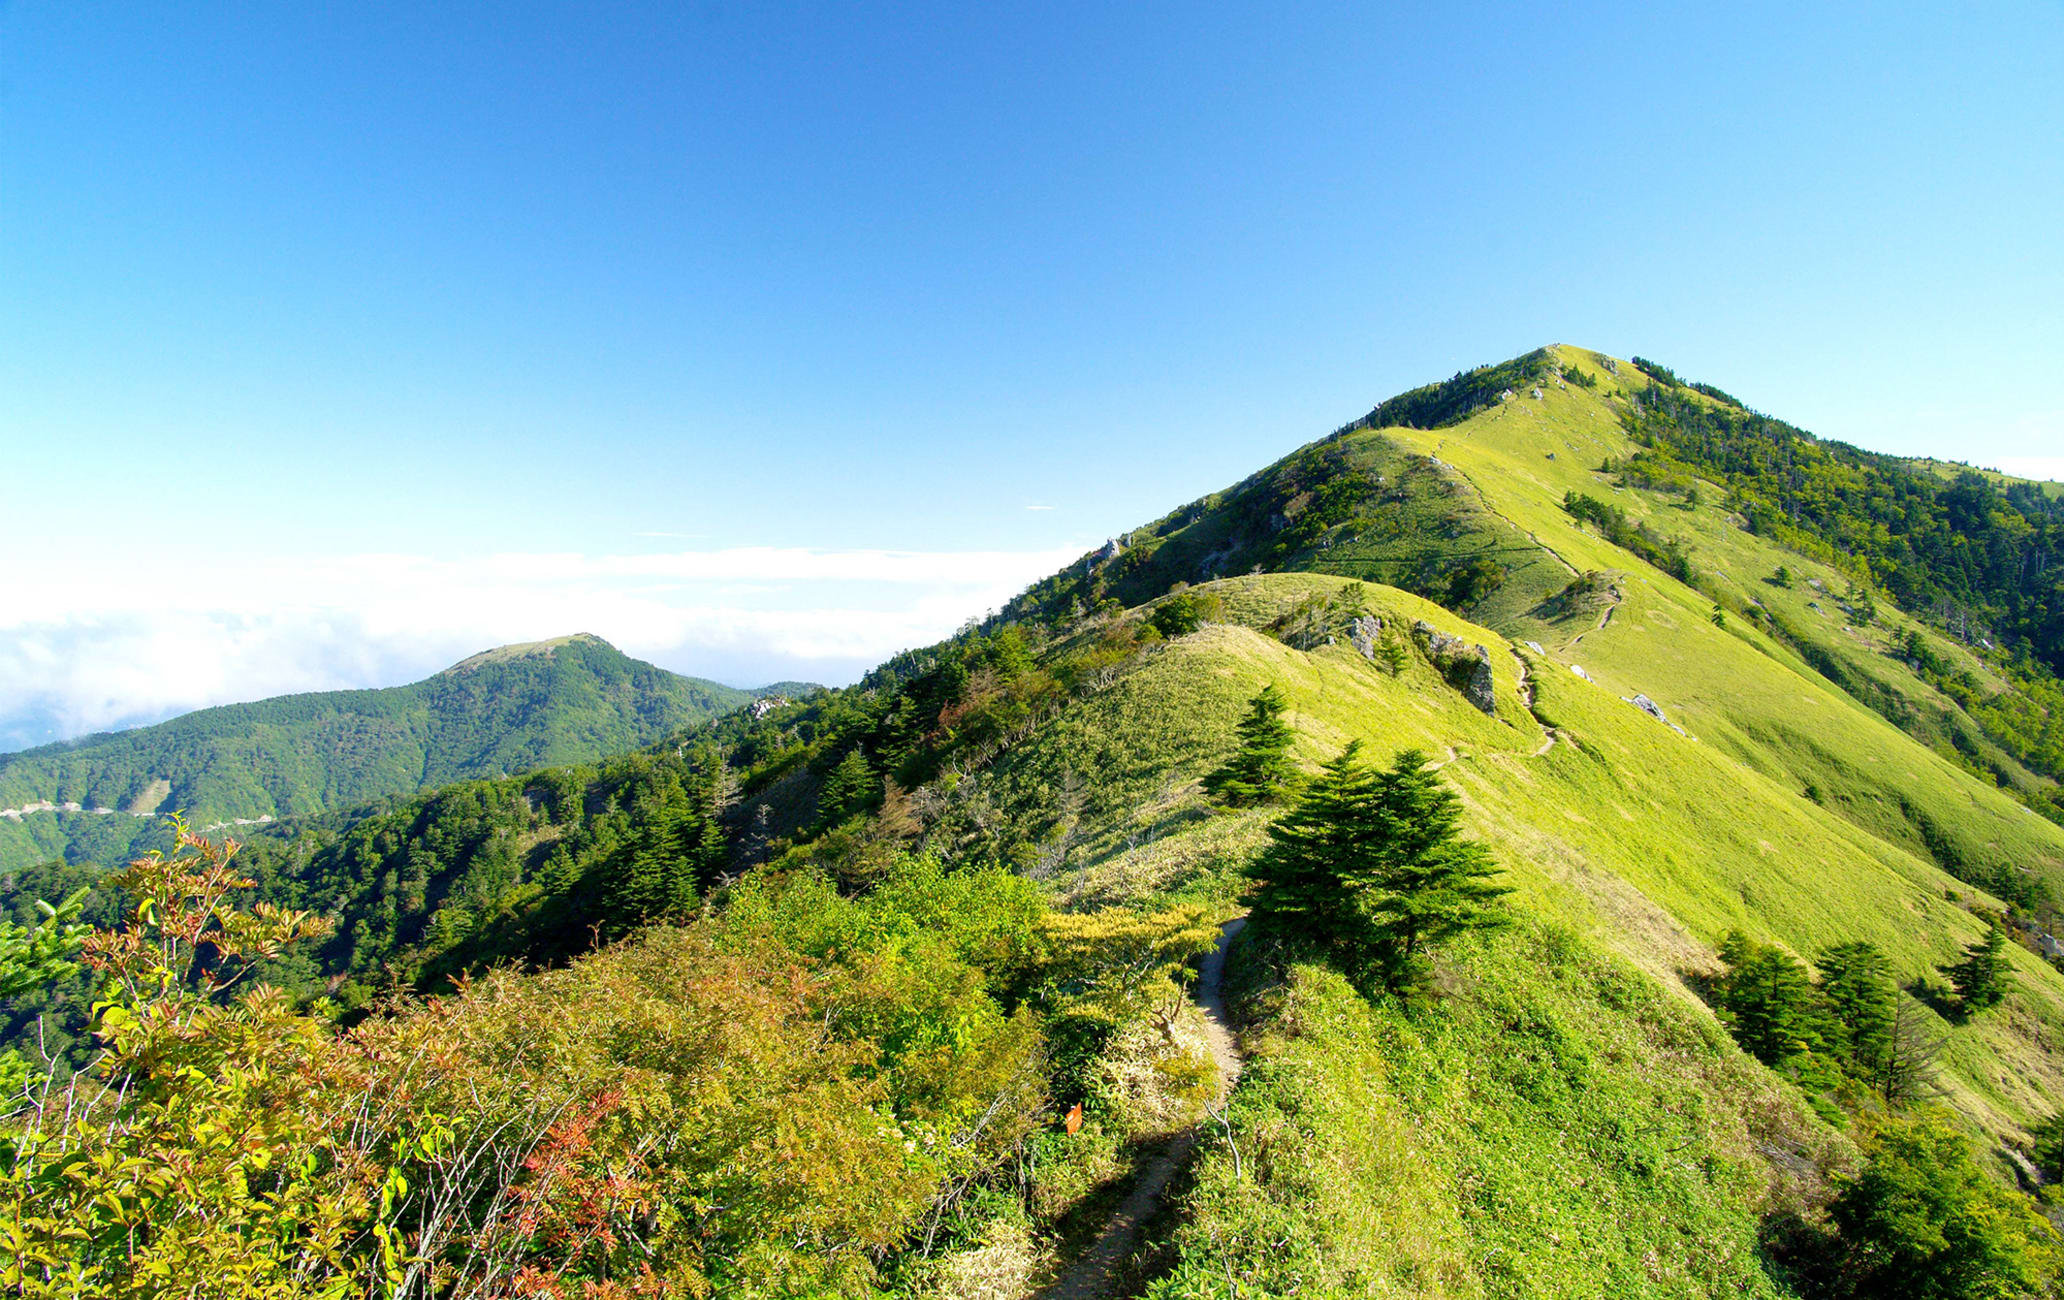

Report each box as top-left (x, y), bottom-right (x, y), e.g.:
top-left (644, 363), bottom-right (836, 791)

top-left (1036, 917), bottom-right (1248, 1300)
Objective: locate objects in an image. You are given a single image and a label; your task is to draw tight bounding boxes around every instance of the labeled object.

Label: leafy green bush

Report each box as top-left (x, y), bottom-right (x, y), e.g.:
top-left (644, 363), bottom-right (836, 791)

top-left (1818, 1116), bottom-right (2060, 1299)
top-left (1152, 594), bottom-right (1204, 639)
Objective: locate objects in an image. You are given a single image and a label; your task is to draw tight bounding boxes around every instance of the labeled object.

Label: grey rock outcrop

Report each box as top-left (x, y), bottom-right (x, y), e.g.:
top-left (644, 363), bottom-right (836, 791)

top-left (1348, 614), bottom-right (1384, 660)
top-left (1085, 538), bottom-right (1124, 576)
top-left (1625, 692), bottom-right (1689, 735)
top-left (1412, 620), bottom-right (1497, 714)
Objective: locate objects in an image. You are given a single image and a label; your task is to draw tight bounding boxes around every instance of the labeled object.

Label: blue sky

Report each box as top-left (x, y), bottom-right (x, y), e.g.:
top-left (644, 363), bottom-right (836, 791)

top-left (3, 1), bottom-right (2061, 745)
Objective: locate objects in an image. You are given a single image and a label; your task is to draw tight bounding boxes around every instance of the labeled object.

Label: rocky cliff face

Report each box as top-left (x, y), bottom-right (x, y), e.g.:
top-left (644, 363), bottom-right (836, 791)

top-left (1412, 619), bottom-right (1497, 714)
top-left (1348, 614), bottom-right (1384, 660)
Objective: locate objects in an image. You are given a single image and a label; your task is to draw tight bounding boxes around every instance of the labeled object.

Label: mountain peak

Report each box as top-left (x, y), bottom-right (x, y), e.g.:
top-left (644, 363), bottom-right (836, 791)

top-left (439, 633), bottom-right (614, 676)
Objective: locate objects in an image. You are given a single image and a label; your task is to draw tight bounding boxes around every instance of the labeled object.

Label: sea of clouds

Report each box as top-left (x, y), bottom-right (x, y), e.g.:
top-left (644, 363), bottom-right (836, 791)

top-left (0, 544), bottom-right (1084, 751)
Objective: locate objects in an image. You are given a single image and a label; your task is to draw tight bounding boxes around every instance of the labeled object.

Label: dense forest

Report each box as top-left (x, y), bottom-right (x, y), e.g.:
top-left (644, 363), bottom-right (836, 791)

top-left (1608, 365), bottom-right (2064, 798)
top-left (1619, 377), bottom-right (2064, 676)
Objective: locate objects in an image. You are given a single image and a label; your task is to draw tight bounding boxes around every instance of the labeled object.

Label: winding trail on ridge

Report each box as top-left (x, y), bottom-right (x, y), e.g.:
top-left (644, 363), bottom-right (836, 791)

top-left (1513, 654), bottom-right (1560, 756)
top-left (1563, 587), bottom-right (1621, 650)
top-left (1036, 917), bottom-right (1247, 1300)
top-left (1429, 436), bottom-right (1582, 582)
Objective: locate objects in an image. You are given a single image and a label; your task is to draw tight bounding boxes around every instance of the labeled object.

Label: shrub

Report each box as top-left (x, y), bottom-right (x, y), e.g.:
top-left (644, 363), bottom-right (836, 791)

top-left (1822, 1116), bottom-right (2061, 1299)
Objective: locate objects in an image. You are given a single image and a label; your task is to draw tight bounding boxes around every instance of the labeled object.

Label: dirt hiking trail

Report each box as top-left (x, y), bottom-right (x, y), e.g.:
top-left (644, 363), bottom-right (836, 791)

top-left (1036, 916), bottom-right (1247, 1300)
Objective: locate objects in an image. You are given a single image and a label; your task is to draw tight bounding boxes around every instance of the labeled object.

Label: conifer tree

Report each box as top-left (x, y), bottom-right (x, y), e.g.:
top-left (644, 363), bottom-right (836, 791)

top-left (1245, 743), bottom-right (1508, 990)
top-left (1714, 930), bottom-right (1825, 1067)
top-left (1244, 741), bottom-right (1379, 956)
top-left (598, 801), bottom-right (706, 937)
top-left (1205, 684), bottom-right (1298, 806)
top-left (1879, 995), bottom-right (1946, 1106)
top-left (1358, 749), bottom-right (1511, 987)
top-left (1941, 924), bottom-right (2010, 1015)
top-left (1377, 632), bottom-right (1409, 676)
top-left (1817, 940), bottom-right (1898, 1078)
top-left (815, 747), bottom-right (878, 831)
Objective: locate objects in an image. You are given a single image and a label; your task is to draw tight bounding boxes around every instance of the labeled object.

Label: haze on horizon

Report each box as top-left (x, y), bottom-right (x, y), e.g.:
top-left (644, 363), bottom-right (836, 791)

top-left (3, 1), bottom-right (2060, 749)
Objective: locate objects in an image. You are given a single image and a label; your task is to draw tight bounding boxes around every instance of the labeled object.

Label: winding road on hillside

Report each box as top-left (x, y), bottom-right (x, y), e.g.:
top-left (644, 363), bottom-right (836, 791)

top-left (1036, 917), bottom-right (1247, 1300)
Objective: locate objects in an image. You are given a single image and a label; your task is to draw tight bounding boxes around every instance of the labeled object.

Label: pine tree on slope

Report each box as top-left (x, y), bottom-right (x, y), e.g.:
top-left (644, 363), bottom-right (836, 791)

top-left (1245, 743), bottom-right (1508, 991)
top-left (1244, 741), bottom-right (1378, 957)
top-left (1205, 684), bottom-right (1299, 807)
top-left (1941, 924), bottom-right (2010, 1016)
top-left (1817, 940), bottom-right (1898, 1079)
top-left (1359, 749), bottom-right (1512, 989)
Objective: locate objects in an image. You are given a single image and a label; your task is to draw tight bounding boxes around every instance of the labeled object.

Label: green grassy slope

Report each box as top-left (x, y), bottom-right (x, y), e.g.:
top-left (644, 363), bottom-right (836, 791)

top-left (1377, 347), bottom-right (2063, 893)
top-left (1151, 925), bottom-right (1844, 1299)
top-left (943, 572), bottom-right (2061, 1294)
top-left (937, 357), bottom-right (2064, 1287)
top-left (0, 635), bottom-right (755, 870)
top-left (982, 576), bottom-right (2064, 1136)
top-left (11, 347), bottom-right (2052, 1294)
top-left (1007, 347), bottom-right (2064, 893)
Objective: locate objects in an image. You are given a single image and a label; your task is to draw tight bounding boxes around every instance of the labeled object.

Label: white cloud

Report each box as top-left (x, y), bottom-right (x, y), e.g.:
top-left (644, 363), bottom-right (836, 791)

top-left (0, 544), bottom-right (1086, 748)
top-left (1992, 457), bottom-right (2064, 483)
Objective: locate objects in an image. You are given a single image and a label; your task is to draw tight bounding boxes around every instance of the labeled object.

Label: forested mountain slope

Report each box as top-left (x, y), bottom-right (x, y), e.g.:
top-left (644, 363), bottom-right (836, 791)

top-left (10, 348), bottom-right (2064, 1297)
top-left (0, 634), bottom-right (762, 871)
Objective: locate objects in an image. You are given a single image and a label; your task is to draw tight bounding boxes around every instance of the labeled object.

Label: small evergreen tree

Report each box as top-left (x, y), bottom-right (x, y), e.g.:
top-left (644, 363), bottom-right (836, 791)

top-left (1714, 930), bottom-right (1825, 1067)
top-left (814, 747), bottom-right (878, 832)
top-left (1151, 594), bottom-right (1203, 639)
top-left (1847, 582), bottom-right (1878, 625)
top-left (1245, 744), bottom-right (1509, 991)
top-left (1205, 684), bottom-right (1298, 806)
top-left (1357, 749), bottom-right (1510, 989)
top-left (1941, 924), bottom-right (2010, 1015)
top-left (1879, 994), bottom-right (1946, 1106)
top-left (1377, 631), bottom-right (1409, 676)
top-left (1244, 742), bottom-right (1378, 957)
top-left (1817, 940), bottom-right (1898, 1079)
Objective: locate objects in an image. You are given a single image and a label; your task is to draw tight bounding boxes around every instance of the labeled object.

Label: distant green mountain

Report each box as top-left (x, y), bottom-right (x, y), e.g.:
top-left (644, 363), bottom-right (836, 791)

top-left (0, 634), bottom-right (765, 868)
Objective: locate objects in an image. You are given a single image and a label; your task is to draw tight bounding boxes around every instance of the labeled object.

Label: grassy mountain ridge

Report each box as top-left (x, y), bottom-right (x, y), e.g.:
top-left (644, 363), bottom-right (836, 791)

top-left (79, 346), bottom-right (2063, 1143)
top-left (0, 634), bottom-right (766, 871)
top-left (1007, 345), bottom-right (2064, 875)
top-left (37, 564), bottom-right (2050, 1295)
top-left (12, 347), bottom-right (2064, 1295)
